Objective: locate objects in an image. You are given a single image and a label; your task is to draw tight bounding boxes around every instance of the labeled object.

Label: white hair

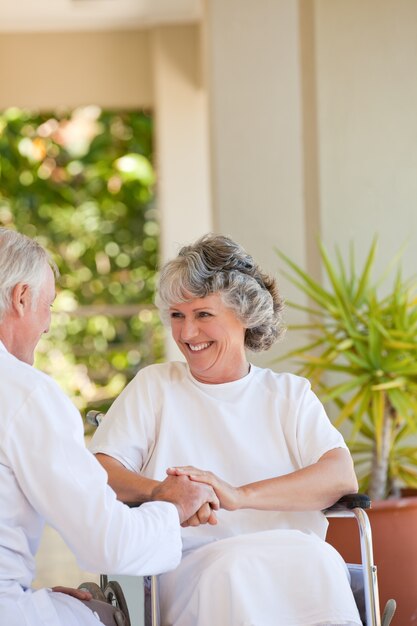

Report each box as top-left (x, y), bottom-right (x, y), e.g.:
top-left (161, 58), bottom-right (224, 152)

top-left (156, 234), bottom-right (285, 352)
top-left (0, 228), bottom-right (58, 322)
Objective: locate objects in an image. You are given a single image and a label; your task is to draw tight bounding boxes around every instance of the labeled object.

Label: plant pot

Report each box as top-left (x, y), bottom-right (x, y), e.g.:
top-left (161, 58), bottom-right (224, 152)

top-left (326, 496), bottom-right (417, 625)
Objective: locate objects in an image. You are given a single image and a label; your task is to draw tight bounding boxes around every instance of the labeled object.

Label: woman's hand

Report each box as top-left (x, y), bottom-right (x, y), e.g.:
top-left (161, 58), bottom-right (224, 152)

top-left (167, 466), bottom-right (241, 511)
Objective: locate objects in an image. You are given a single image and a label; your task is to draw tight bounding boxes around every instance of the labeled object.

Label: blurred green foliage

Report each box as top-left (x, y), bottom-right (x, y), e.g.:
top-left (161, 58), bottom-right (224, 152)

top-left (0, 106), bottom-right (165, 419)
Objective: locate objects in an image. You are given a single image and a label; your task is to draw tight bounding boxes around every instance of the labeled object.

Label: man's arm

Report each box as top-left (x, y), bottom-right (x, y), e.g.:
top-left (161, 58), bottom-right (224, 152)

top-left (8, 384), bottom-right (185, 576)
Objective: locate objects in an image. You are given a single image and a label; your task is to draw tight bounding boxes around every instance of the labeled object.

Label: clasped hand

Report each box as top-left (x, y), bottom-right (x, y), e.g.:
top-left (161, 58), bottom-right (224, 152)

top-left (167, 466), bottom-right (240, 513)
top-left (151, 473), bottom-right (220, 527)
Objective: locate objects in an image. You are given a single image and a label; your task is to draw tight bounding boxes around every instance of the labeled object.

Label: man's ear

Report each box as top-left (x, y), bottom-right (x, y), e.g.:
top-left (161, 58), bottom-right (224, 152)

top-left (11, 283), bottom-right (31, 317)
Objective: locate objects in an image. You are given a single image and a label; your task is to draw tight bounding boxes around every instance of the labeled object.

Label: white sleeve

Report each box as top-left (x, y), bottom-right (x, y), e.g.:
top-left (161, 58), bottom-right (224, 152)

top-left (89, 371), bottom-right (155, 472)
top-left (6, 380), bottom-right (181, 575)
top-left (294, 378), bottom-right (348, 466)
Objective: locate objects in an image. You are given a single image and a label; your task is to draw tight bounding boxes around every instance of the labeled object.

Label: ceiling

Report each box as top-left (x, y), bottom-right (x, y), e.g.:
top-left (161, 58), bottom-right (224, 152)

top-left (0, 0), bottom-right (202, 32)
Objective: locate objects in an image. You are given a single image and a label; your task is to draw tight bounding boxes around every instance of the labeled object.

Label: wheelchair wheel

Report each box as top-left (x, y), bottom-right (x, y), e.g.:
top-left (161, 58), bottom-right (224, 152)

top-left (103, 581), bottom-right (131, 626)
top-left (78, 581), bottom-right (107, 601)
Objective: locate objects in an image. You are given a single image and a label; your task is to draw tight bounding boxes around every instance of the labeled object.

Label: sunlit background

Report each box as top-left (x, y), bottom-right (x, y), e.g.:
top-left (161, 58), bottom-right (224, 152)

top-left (2, 2), bottom-right (417, 620)
top-left (0, 106), bottom-right (164, 417)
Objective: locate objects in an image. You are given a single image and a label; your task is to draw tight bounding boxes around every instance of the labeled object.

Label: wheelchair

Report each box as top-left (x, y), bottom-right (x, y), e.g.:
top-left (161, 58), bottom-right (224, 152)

top-left (85, 410), bottom-right (396, 626)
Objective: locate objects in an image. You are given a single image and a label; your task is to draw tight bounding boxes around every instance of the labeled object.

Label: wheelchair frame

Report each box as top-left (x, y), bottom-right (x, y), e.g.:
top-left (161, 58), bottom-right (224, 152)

top-left (87, 410), bottom-right (392, 626)
top-left (324, 494), bottom-right (381, 626)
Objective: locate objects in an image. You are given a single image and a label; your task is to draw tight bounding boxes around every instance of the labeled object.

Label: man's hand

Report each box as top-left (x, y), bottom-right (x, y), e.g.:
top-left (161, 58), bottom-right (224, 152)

top-left (181, 502), bottom-right (218, 527)
top-left (52, 586), bottom-right (93, 601)
top-left (167, 466), bottom-right (240, 511)
top-left (151, 474), bottom-right (219, 525)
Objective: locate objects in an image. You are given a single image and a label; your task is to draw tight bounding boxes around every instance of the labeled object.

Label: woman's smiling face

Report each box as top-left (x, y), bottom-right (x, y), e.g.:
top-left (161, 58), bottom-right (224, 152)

top-left (169, 292), bottom-right (249, 384)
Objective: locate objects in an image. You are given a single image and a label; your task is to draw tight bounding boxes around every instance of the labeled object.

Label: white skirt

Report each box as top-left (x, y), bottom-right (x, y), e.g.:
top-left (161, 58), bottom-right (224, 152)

top-left (159, 529), bottom-right (362, 626)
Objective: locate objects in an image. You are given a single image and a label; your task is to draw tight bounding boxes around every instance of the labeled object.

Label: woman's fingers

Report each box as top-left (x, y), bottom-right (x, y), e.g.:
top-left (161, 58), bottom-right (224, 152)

top-left (167, 466), bottom-right (202, 476)
top-left (167, 466), bottom-right (216, 485)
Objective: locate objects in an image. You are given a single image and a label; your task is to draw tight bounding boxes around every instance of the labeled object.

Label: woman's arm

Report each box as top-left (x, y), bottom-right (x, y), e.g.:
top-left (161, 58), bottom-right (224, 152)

top-left (95, 453), bottom-right (159, 504)
top-left (96, 453), bottom-right (218, 526)
top-left (167, 447), bottom-right (358, 512)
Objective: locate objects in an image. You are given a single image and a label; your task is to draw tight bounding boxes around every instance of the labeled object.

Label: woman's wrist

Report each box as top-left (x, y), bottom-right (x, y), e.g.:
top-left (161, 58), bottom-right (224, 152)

top-left (234, 485), bottom-right (247, 510)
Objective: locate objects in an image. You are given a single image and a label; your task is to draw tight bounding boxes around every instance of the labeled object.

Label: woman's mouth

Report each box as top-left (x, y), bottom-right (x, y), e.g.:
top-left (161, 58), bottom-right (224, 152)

top-left (187, 342), bottom-right (212, 352)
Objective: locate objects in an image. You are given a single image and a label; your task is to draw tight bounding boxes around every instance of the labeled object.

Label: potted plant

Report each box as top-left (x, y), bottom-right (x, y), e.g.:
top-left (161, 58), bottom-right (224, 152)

top-left (276, 240), bottom-right (417, 624)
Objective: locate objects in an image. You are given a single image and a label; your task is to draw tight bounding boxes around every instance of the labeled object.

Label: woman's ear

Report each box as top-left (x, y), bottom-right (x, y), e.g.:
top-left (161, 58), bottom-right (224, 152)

top-left (11, 283), bottom-right (31, 317)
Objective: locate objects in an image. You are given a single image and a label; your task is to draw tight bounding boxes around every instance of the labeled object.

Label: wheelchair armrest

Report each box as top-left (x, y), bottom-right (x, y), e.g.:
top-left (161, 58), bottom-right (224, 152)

top-left (324, 493), bottom-right (371, 514)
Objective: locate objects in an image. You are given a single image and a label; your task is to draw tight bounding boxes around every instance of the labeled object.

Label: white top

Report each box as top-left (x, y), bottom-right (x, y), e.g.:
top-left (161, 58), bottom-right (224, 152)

top-left (90, 361), bottom-right (347, 552)
top-left (0, 341), bottom-right (182, 626)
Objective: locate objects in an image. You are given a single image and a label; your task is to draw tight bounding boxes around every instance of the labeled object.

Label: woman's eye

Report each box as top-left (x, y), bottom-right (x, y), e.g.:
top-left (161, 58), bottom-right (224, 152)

top-left (170, 311), bottom-right (183, 319)
top-left (198, 311), bottom-right (211, 318)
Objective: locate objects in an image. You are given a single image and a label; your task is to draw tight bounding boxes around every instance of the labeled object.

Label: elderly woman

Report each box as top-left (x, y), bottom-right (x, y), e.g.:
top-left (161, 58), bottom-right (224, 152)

top-left (90, 234), bottom-right (361, 626)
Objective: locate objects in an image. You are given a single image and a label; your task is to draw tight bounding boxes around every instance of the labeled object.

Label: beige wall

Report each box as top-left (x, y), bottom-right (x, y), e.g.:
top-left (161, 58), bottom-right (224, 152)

top-left (0, 30), bottom-right (153, 109)
top-left (315, 0), bottom-right (417, 278)
top-left (204, 0), bottom-right (309, 367)
top-left (203, 0), bottom-right (417, 366)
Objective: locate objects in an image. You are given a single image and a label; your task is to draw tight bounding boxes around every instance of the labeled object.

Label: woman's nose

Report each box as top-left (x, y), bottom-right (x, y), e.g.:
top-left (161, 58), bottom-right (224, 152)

top-left (181, 318), bottom-right (199, 340)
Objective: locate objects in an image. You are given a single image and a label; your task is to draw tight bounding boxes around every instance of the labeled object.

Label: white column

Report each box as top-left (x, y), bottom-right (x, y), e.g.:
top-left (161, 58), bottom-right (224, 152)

top-left (151, 24), bottom-right (213, 261)
top-left (151, 24), bottom-right (213, 358)
top-left (203, 0), bottom-right (309, 366)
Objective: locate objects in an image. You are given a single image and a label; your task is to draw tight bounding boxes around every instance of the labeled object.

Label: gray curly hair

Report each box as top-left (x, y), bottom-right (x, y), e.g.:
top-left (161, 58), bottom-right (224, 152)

top-left (0, 228), bottom-right (58, 323)
top-left (156, 234), bottom-right (285, 352)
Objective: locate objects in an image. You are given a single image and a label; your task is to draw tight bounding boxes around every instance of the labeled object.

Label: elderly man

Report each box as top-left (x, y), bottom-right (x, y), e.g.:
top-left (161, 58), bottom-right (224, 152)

top-left (0, 228), bottom-right (218, 626)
